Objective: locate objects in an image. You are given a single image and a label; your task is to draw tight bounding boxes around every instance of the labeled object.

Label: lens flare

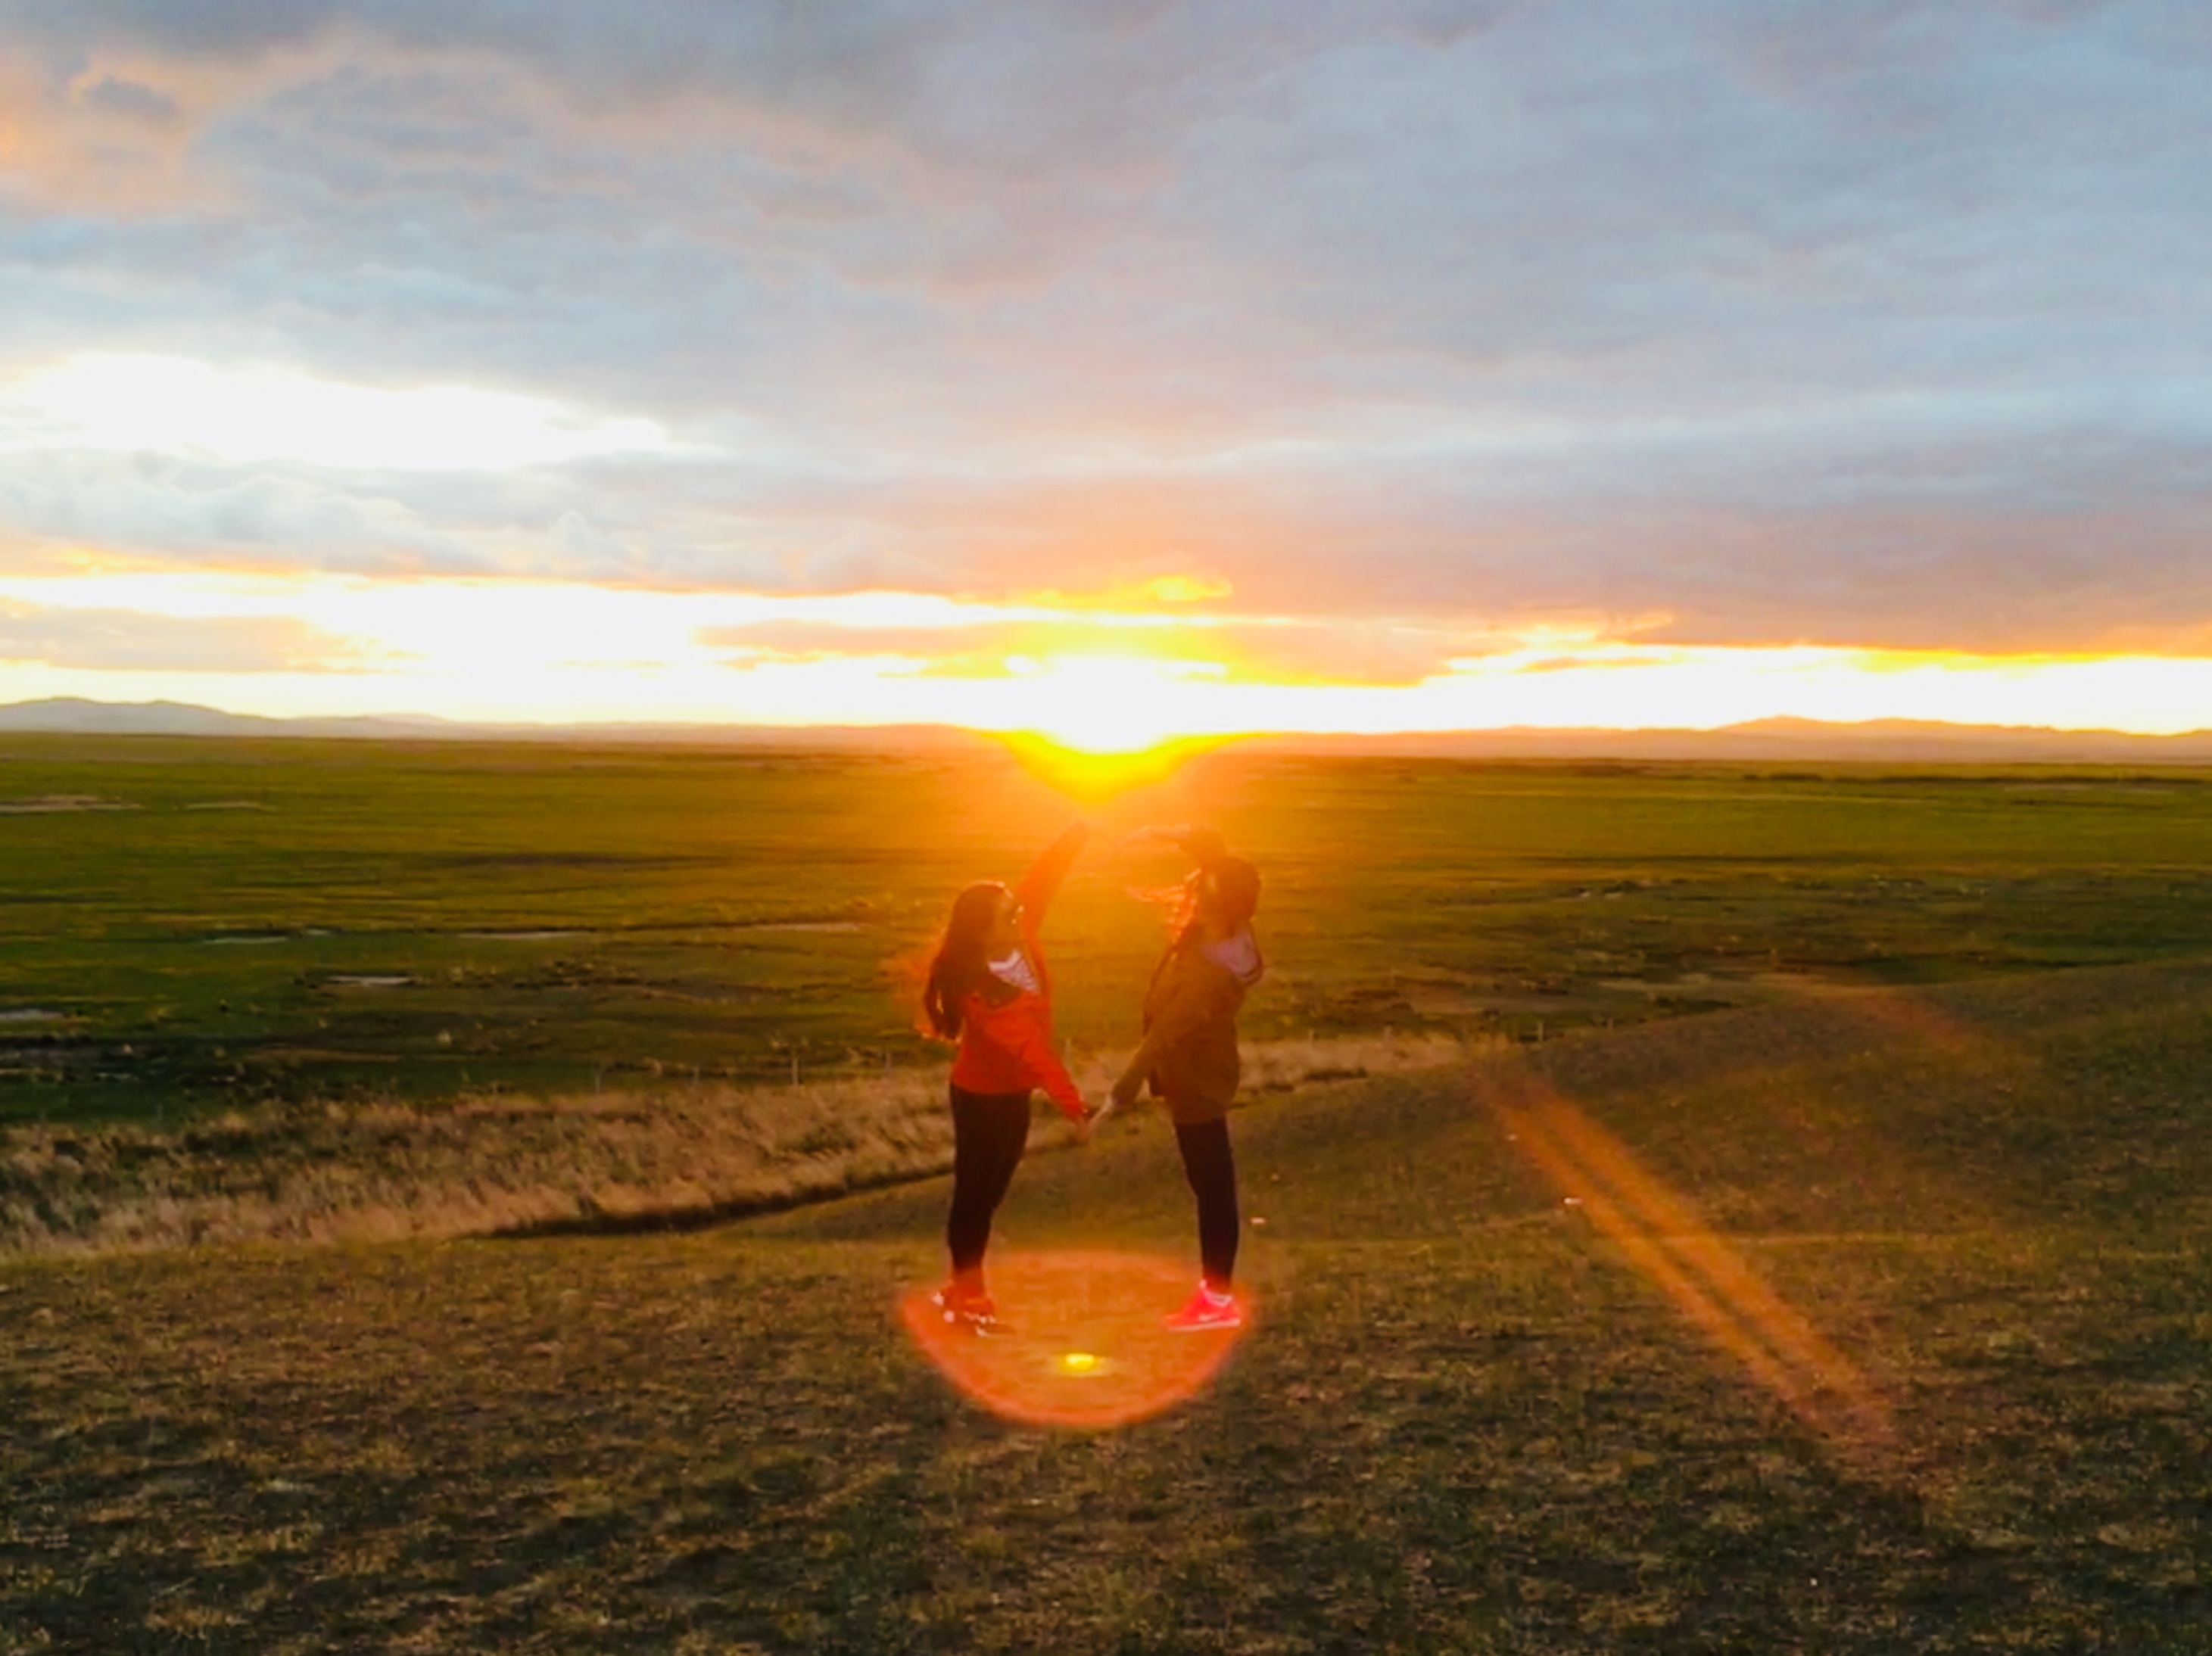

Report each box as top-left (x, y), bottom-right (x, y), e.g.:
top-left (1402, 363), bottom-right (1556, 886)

top-left (900, 1250), bottom-right (1249, 1429)
top-left (1490, 1068), bottom-right (1897, 1468)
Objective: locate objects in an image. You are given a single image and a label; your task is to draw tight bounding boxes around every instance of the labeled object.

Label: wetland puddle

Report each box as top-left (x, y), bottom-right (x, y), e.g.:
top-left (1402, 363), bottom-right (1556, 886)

top-left (0, 795), bottom-right (135, 814)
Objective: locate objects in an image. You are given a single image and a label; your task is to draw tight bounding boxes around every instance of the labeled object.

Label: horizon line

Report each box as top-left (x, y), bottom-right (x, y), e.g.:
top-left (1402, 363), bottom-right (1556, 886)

top-left (8, 694), bottom-right (2212, 755)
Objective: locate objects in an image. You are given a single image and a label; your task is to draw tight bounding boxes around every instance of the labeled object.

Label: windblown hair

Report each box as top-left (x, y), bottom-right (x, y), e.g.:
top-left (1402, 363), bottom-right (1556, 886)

top-left (1136, 829), bottom-right (1261, 954)
top-left (922, 880), bottom-right (1008, 1040)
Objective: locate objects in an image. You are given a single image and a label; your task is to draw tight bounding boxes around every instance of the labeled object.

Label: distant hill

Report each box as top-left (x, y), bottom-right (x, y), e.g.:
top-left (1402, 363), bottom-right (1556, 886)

top-left (0, 698), bottom-right (454, 739)
top-left (2, 696), bottom-right (2210, 763)
top-left (0, 697), bottom-right (990, 750)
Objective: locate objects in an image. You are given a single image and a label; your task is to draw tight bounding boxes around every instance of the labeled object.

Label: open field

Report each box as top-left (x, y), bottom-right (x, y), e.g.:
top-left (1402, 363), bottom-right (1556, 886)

top-left (8, 733), bottom-right (2212, 1126)
top-left (5, 960), bottom-right (2210, 1652)
top-left (5, 737), bottom-right (2210, 1649)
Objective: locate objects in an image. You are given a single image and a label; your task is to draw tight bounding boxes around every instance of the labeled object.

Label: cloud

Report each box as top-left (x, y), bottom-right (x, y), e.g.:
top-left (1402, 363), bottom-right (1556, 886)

top-left (74, 73), bottom-right (181, 123)
top-left (696, 612), bottom-right (1491, 686)
top-left (0, 1), bottom-right (2205, 656)
top-left (0, 599), bottom-right (365, 671)
top-left (0, 354), bottom-right (675, 472)
top-left (0, 450), bottom-right (509, 573)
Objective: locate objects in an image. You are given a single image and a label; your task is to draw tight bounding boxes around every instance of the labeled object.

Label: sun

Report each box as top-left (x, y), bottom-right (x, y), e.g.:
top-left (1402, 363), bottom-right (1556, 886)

top-left (995, 653), bottom-right (1227, 754)
top-left (998, 729), bottom-right (1232, 804)
top-left (978, 654), bottom-right (1244, 802)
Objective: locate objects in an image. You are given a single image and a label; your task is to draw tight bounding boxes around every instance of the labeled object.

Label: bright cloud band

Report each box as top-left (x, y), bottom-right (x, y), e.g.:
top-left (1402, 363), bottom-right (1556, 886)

top-left (0, 356), bottom-right (674, 473)
top-left (2, 571), bottom-right (2210, 752)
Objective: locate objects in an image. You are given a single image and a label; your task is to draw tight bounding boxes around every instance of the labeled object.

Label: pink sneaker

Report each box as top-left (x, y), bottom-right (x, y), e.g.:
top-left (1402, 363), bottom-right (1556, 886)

top-left (1164, 1281), bottom-right (1242, 1332)
top-left (930, 1284), bottom-right (1008, 1337)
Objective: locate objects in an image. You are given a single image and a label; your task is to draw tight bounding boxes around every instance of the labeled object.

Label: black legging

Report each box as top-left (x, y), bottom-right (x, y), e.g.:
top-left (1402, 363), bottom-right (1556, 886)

top-left (946, 1084), bottom-right (1032, 1278)
top-left (1173, 1116), bottom-right (1240, 1290)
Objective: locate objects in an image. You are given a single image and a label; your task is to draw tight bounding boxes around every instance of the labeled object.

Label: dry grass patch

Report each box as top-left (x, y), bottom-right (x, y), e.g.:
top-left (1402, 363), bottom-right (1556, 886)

top-left (0, 1035), bottom-right (1479, 1256)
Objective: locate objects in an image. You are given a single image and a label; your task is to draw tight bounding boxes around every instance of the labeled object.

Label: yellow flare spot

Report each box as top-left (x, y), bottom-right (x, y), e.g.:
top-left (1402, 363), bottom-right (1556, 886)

top-left (1060, 1352), bottom-right (1099, 1374)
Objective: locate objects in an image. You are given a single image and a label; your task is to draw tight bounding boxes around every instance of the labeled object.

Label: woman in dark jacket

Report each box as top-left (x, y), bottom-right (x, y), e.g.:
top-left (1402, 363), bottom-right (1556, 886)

top-left (1108, 827), bottom-right (1263, 1331)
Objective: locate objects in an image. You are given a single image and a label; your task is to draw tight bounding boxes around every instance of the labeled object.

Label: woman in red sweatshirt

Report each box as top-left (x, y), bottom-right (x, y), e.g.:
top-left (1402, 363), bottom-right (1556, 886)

top-left (922, 820), bottom-right (1091, 1334)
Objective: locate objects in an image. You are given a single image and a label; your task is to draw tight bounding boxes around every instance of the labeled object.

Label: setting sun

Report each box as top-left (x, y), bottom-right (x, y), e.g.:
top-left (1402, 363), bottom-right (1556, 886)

top-left (993, 654), bottom-right (1226, 754)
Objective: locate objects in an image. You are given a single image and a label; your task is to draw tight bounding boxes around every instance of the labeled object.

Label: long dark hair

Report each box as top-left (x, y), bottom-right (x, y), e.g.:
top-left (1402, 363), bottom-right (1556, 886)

top-left (923, 880), bottom-right (1008, 1039)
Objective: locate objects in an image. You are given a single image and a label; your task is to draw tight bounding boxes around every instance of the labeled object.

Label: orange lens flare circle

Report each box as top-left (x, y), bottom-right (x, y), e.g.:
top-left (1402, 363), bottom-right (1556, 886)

top-left (899, 1249), bottom-right (1251, 1429)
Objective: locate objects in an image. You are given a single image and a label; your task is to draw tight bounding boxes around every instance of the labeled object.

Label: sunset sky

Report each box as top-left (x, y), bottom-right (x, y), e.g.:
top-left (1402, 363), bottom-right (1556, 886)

top-left (2, 2), bottom-right (2208, 747)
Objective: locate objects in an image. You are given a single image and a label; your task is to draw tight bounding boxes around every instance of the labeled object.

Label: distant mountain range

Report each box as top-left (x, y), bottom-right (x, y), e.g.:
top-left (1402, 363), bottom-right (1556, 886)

top-left (4, 697), bottom-right (2211, 763)
top-left (0, 698), bottom-right (990, 750)
top-left (0, 698), bottom-right (456, 740)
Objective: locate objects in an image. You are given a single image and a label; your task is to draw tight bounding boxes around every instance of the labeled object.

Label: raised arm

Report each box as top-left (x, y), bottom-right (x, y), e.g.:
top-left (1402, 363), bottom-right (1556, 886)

top-left (1014, 819), bottom-right (1090, 930)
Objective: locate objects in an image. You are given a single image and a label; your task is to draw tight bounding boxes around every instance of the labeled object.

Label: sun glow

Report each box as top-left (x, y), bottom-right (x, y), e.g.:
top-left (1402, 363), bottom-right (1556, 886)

top-left (3, 568), bottom-right (2212, 739)
top-left (998, 730), bottom-right (1233, 804)
top-left (996, 654), bottom-right (1226, 754)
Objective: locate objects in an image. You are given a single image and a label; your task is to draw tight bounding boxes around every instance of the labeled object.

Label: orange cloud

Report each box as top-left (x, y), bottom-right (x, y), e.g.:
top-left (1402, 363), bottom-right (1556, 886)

top-left (0, 599), bottom-right (370, 673)
top-left (694, 614), bottom-right (1469, 688)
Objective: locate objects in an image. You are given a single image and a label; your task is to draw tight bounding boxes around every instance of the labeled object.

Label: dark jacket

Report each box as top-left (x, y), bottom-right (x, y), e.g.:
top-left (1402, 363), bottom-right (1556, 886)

top-left (1131, 926), bottom-right (1263, 1125)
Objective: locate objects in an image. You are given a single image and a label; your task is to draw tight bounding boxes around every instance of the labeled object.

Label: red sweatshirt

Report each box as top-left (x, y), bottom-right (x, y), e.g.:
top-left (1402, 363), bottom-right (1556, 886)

top-left (949, 822), bottom-right (1088, 1119)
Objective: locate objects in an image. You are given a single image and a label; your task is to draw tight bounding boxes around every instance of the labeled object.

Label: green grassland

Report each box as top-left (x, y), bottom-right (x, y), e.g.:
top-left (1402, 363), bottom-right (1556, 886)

top-left (8, 733), bottom-right (2212, 1125)
top-left (5, 959), bottom-right (2209, 1651)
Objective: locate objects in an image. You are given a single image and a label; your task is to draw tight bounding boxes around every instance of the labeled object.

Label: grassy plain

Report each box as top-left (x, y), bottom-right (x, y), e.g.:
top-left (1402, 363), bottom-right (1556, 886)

top-left (5, 960), bottom-right (2209, 1651)
top-left (8, 733), bottom-right (2212, 1126)
top-left (5, 738), bottom-right (2212, 1649)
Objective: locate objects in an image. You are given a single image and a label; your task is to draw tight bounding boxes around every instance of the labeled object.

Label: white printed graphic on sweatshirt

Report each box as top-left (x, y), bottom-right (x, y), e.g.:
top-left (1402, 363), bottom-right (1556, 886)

top-left (989, 949), bottom-right (1041, 996)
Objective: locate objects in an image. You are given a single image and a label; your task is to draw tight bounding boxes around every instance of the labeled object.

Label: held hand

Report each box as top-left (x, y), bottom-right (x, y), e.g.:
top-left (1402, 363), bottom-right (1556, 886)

top-left (1114, 823), bottom-right (1225, 866)
top-left (1084, 1093), bottom-right (1118, 1137)
top-left (1109, 822), bottom-right (1182, 854)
